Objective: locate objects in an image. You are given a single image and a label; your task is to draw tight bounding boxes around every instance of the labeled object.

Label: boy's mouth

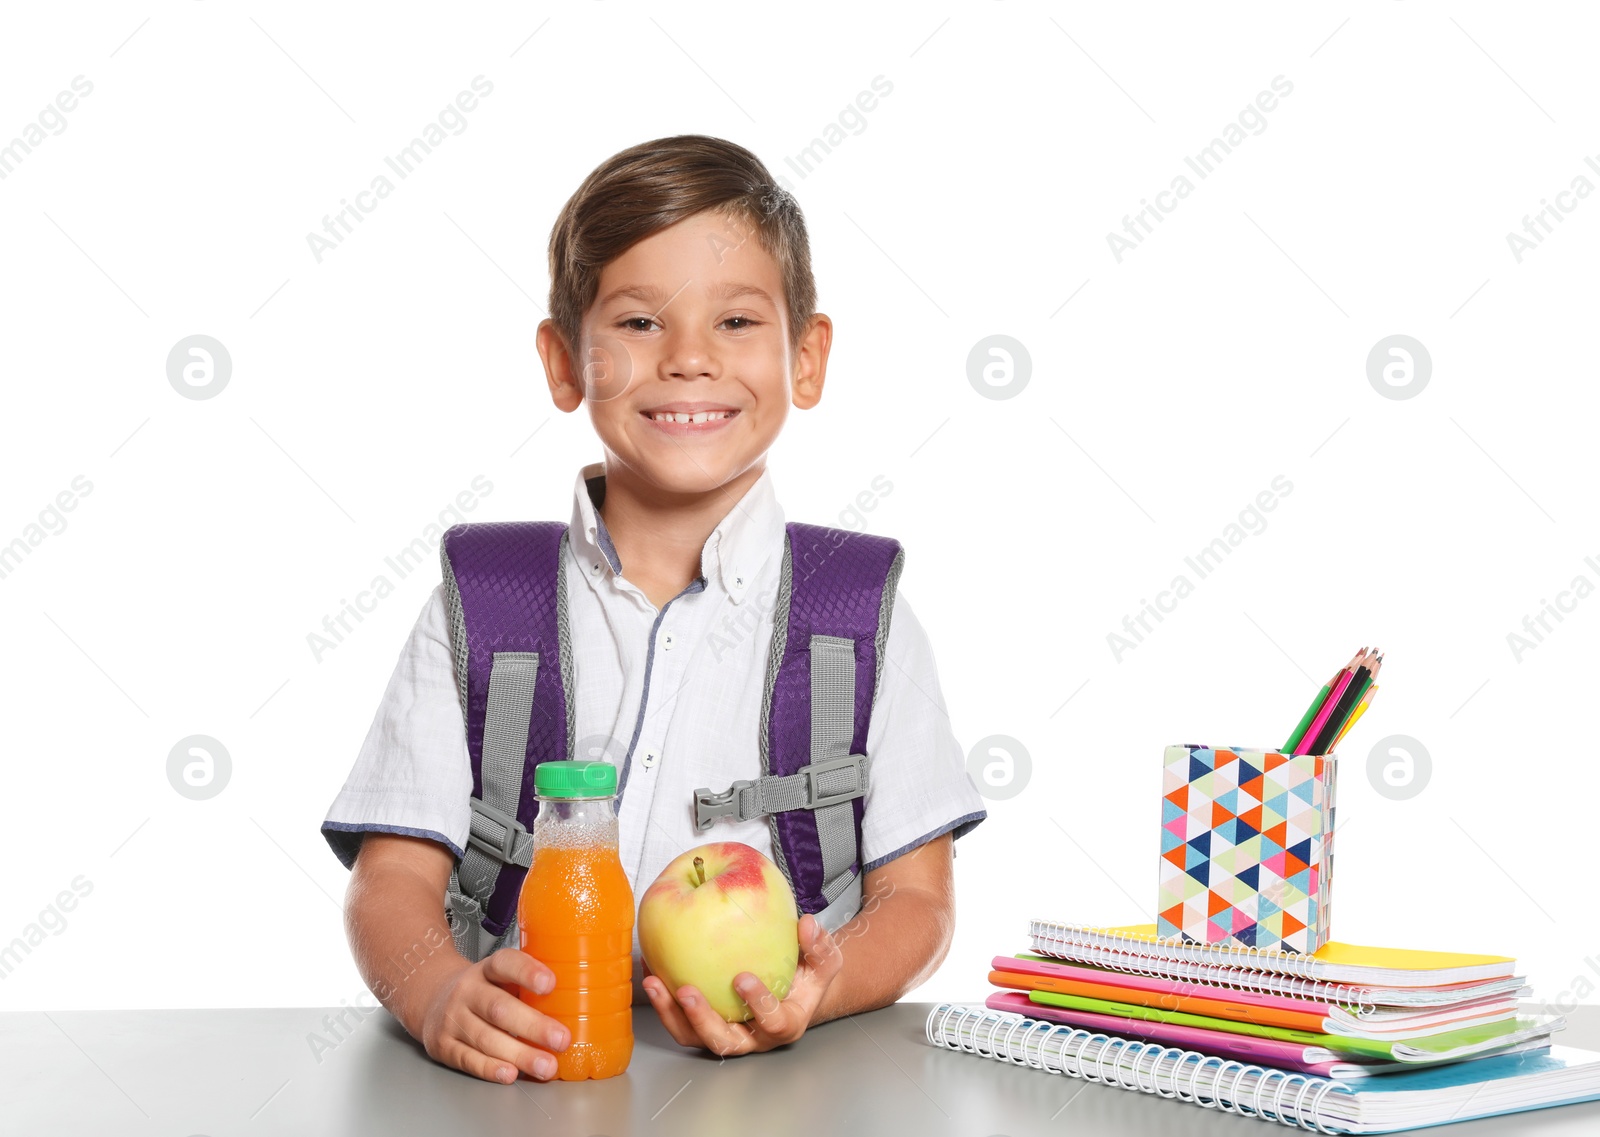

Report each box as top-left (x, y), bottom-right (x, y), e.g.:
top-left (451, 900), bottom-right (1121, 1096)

top-left (640, 403), bottom-right (741, 436)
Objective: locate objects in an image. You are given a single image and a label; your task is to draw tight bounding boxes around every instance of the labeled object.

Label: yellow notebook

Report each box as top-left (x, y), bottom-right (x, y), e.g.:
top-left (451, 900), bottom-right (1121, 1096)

top-left (1030, 920), bottom-right (1516, 989)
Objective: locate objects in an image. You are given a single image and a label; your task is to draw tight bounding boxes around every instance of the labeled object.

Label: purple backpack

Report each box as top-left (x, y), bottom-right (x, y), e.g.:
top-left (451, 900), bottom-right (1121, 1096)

top-left (438, 519), bottom-right (904, 961)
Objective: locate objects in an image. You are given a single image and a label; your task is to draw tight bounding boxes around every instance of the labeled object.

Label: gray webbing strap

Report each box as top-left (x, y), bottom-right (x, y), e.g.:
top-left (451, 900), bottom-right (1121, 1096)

top-left (814, 868), bottom-right (863, 934)
top-left (691, 754), bottom-right (870, 825)
top-left (690, 634), bottom-right (868, 927)
top-left (444, 873), bottom-right (521, 960)
top-left (694, 751), bottom-right (870, 827)
top-left (446, 868), bottom-right (513, 960)
top-left (690, 635), bottom-right (868, 934)
top-left (808, 635), bottom-right (859, 907)
top-left (448, 651), bottom-right (539, 960)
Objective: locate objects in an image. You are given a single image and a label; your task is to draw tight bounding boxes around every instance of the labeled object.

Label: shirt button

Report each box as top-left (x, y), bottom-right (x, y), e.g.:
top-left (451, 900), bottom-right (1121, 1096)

top-left (591, 562), bottom-right (601, 575)
top-left (661, 632), bottom-right (674, 650)
top-left (734, 576), bottom-right (745, 589)
top-left (642, 749), bottom-right (659, 768)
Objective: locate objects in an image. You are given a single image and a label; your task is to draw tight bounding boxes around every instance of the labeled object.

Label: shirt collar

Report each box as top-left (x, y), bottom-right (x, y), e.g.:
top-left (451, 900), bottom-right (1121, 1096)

top-left (568, 461), bottom-right (785, 605)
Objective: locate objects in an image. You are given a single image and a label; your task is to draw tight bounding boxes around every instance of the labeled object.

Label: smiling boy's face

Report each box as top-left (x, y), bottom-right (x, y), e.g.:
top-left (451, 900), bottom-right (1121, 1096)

top-left (540, 209), bottom-right (829, 499)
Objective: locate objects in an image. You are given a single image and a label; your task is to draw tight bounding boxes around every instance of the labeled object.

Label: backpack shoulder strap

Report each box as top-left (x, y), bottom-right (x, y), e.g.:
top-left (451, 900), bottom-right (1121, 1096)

top-left (439, 520), bottom-right (574, 960)
top-left (694, 522), bottom-right (904, 933)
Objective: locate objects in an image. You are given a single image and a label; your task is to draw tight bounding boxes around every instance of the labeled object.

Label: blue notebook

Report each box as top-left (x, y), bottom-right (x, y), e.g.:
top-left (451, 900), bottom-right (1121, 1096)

top-left (1338, 1046), bottom-right (1600, 1131)
top-left (925, 1003), bottom-right (1600, 1133)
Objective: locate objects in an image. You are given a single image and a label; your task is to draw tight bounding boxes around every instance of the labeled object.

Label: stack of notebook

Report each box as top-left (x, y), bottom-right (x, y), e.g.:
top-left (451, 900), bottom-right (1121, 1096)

top-left (925, 919), bottom-right (1600, 1132)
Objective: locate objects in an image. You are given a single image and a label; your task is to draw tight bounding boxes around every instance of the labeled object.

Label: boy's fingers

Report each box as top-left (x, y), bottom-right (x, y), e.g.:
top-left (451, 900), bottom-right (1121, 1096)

top-left (803, 913), bottom-right (835, 954)
top-left (733, 973), bottom-right (790, 1037)
top-left (674, 984), bottom-right (752, 1057)
top-left (800, 916), bottom-right (843, 977)
top-left (441, 1034), bottom-right (518, 1084)
top-left (476, 988), bottom-right (571, 1055)
top-left (643, 978), bottom-right (699, 1048)
top-left (484, 948), bottom-right (555, 996)
top-left (646, 975), bottom-right (769, 1056)
top-left (453, 1008), bottom-right (562, 1081)
top-left (440, 1010), bottom-right (530, 1082)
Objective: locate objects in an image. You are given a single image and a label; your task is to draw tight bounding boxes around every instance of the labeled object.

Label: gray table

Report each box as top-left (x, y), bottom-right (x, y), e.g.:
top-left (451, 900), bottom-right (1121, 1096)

top-left (4, 1003), bottom-right (1599, 1135)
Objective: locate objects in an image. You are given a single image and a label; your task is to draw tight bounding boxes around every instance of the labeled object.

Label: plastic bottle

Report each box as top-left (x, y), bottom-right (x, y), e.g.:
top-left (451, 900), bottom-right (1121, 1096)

top-left (517, 760), bottom-right (634, 1080)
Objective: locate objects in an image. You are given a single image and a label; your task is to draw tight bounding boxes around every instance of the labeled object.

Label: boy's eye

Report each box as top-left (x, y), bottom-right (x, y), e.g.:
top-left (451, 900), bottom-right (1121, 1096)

top-left (616, 315), bottom-right (761, 333)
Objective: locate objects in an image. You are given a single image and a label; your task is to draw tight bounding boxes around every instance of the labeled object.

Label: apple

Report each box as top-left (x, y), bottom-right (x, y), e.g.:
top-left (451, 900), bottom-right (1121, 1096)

top-left (638, 841), bottom-right (800, 1022)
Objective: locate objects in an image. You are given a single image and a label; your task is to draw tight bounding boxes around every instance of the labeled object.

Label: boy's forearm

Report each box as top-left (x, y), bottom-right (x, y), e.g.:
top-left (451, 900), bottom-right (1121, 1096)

top-left (344, 856), bottom-right (469, 1040)
top-left (810, 881), bottom-right (953, 1026)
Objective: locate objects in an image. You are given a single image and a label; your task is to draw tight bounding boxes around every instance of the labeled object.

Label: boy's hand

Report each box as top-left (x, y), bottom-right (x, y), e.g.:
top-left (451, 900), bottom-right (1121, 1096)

top-left (418, 948), bottom-right (572, 1084)
top-left (642, 913), bottom-right (843, 1056)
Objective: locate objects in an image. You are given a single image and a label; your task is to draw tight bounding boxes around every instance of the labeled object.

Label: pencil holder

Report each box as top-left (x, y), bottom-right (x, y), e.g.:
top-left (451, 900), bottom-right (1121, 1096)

top-left (1157, 744), bottom-right (1337, 954)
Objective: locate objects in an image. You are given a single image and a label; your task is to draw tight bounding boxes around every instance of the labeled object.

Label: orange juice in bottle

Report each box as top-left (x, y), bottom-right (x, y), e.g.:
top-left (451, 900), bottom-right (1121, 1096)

top-left (517, 759), bottom-right (634, 1080)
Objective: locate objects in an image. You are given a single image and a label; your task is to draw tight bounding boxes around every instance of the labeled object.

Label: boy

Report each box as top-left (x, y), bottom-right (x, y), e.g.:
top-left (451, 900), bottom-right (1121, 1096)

top-left (320, 134), bottom-right (986, 1084)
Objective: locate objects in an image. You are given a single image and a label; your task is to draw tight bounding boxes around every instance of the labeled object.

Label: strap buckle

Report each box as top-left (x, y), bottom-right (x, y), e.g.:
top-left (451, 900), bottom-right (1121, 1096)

top-left (467, 797), bottom-right (534, 867)
top-left (693, 779), bottom-right (754, 832)
top-left (803, 753), bottom-right (869, 809)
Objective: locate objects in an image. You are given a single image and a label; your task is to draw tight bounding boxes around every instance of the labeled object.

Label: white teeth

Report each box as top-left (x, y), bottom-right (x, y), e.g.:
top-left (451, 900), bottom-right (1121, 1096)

top-left (650, 410), bottom-right (733, 422)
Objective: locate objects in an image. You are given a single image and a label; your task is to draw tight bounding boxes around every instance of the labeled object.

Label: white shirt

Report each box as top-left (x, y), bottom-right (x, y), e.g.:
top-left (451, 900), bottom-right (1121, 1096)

top-left (321, 461), bottom-right (986, 999)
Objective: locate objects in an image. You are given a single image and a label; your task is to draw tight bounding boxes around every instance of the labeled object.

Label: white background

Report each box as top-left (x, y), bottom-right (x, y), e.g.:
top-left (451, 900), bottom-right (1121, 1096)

top-left (3, 1), bottom-right (1598, 1017)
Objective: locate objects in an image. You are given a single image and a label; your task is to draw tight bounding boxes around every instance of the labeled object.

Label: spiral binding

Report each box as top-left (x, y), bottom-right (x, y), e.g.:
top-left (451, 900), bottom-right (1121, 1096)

top-left (1028, 919), bottom-right (1381, 1017)
top-left (926, 1003), bottom-right (1350, 1133)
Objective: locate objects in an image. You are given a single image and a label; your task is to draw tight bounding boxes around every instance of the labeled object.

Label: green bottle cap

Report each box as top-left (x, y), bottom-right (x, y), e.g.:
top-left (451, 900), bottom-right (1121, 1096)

top-left (534, 760), bottom-right (617, 799)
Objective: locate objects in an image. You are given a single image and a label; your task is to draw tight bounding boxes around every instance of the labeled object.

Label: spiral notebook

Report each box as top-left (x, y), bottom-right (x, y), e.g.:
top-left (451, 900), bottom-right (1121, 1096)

top-left (926, 1003), bottom-right (1600, 1134)
top-left (1029, 920), bottom-right (1518, 1003)
top-left (984, 992), bottom-right (1554, 1080)
top-left (1021, 989), bottom-right (1557, 1062)
top-left (996, 953), bottom-right (1527, 1032)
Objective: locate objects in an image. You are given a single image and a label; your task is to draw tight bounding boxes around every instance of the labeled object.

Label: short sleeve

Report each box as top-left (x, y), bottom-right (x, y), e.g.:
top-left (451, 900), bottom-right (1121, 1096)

top-left (319, 585), bottom-right (474, 870)
top-left (858, 589), bottom-right (987, 873)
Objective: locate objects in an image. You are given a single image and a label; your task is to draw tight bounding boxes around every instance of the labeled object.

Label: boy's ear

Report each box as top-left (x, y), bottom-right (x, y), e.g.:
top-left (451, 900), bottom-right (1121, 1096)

top-left (791, 312), bottom-right (832, 411)
top-left (537, 320), bottom-right (584, 412)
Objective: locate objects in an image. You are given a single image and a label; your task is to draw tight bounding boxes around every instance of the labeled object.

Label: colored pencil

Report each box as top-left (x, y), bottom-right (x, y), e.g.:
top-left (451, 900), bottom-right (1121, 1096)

top-left (1293, 648), bottom-right (1365, 756)
top-left (1332, 686), bottom-right (1376, 749)
top-left (1307, 662), bottom-right (1372, 755)
top-left (1283, 670), bottom-right (1339, 752)
top-left (1328, 652), bottom-right (1383, 748)
top-left (1332, 672), bottom-right (1374, 740)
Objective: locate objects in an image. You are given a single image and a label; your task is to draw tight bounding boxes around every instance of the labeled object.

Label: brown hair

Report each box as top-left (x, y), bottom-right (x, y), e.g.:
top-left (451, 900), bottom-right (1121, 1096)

top-left (546, 134), bottom-right (816, 360)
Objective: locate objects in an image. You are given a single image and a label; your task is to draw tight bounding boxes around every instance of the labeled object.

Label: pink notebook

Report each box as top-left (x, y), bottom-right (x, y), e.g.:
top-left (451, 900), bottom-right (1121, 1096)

top-left (996, 954), bottom-right (1332, 1015)
top-left (985, 991), bottom-right (1366, 1078)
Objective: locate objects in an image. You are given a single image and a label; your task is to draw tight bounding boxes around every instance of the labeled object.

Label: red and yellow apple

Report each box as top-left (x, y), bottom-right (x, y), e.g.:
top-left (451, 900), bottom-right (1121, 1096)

top-left (638, 841), bottom-right (800, 1022)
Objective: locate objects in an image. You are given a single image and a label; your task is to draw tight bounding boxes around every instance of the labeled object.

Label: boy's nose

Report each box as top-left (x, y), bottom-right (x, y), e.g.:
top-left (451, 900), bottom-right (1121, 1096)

top-left (659, 338), bottom-right (719, 381)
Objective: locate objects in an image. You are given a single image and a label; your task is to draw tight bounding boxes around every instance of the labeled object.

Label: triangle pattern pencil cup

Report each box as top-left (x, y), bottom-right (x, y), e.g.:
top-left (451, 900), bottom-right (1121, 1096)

top-left (1157, 744), bottom-right (1337, 954)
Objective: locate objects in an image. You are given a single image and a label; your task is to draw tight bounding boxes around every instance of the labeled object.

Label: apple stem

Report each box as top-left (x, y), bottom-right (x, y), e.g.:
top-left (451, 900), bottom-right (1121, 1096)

top-left (693, 856), bottom-right (705, 886)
